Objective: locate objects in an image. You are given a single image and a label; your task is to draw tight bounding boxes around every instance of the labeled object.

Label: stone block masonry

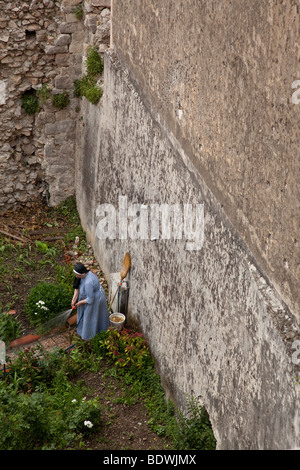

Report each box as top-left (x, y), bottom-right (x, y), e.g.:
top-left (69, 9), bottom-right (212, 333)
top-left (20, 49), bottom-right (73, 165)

top-left (0, 0), bottom-right (111, 211)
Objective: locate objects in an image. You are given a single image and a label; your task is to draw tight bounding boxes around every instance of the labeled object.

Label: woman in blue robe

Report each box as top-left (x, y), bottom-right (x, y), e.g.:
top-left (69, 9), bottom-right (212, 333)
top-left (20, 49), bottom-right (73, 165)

top-left (71, 263), bottom-right (109, 340)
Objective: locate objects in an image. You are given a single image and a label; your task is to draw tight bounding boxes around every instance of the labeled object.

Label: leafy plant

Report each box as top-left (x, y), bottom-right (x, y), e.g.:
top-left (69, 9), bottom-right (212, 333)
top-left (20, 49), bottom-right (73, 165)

top-left (0, 345), bottom-right (102, 450)
top-left (0, 241), bottom-right (14, 253)
top-left (55, 262), bottom-right (74, 286)
top-left (51, 91), bottom-right (70, 109)
top-left (74, 46), bottom-right (103, 105)
top-left (35, 240), bottom-right (48, 254)
top-left (173, 396), bottom-right (216, 450)
top-left (36, 84), bottom-right (50, 105)
top-left (25, 281), bottom-right (72, 328)
top-left (74, 76), bottom-right (102, 105)
top-left (21, 93), bottom-right (39, 115)
top-left (86, 46), bottom-right (104, 77)
top-left (72, 4), bottom-right (84, 21)
top-left (99, 328), bottom-right (152, 370)
top-left (74, 75), bottom-right (94, 98)
top-left (0, 309), bottom-right (23, 345)
top-left (84, 85), bottom-right (103, 104)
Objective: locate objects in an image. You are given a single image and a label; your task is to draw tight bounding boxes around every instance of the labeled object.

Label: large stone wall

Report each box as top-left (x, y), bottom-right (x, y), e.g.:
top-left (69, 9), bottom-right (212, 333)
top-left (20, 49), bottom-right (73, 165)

top-left (0, 0), bottom-right (110, 211)
top-left (74, 1), bottom-right (300, 449)
top-left (75, 49), bottom-right (300, 450)
top-left (112, 0), bottom-right (300, 322)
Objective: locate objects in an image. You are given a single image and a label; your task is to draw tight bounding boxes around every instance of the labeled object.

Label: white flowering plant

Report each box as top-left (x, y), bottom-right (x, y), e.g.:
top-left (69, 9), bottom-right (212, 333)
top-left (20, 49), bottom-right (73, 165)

top-left (25, 281), bottom-right (72, 328)
top-left (34, 300), bottom-right (49, 315)
top-left (67, 396), bottom-right (101, 434)
top-left (0, 346), bottom-right (102, 449)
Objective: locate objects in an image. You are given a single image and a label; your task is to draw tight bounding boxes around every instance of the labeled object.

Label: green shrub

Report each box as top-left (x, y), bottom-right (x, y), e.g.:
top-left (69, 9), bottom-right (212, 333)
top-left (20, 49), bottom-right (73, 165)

top-left (84, 85), bottom-right (103, 104)
top-left (0, 386), bottom-right (101, 450)
top-left (74, 46), bottom-right (103, 105)
top-left (74, 75), bottom-right (102, 105)
top-left (74, 75), bottom-right (94, 98)
top-left (86, 46), bottom-right (104, 76)
top-left (51, 91), bottom-right (70, 109)
top-left (21, 94), bottom-right (39, 115)
top-left (173, 396), bottom-right (216, 450)
top-left (25, 281), bottom-right (72, 328)
top-left (98, 328), bottom-right (153, 370)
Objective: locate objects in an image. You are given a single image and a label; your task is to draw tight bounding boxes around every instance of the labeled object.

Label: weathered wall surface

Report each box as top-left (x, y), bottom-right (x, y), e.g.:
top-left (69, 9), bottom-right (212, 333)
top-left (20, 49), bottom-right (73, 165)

top-left (74, 0), bottom-right (300, 449)
top-left (0, 0), bottom-right (110, 211)
top-left (1, 0), bottom-right (299, 450)
top-left (76, 50), bottom-right (300, 450)
top-left (112, 0), bottom-right (300, 321)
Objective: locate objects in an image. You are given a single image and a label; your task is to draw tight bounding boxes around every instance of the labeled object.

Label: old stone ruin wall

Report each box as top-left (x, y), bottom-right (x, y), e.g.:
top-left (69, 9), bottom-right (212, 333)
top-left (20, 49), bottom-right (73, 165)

top-left (0, 0), bottom-right (110, 211)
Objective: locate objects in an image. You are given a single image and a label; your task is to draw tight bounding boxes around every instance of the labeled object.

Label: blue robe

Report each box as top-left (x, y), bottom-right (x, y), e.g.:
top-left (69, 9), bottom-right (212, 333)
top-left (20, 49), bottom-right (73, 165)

top-left (77, 271), bottom-right (109, 340)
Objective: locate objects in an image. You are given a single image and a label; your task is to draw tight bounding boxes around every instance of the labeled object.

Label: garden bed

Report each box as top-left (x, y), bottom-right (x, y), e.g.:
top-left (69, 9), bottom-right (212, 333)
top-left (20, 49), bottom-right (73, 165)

top-left (0, 198), bottom-right (82, 335)
top-left (0, 198), bottom-right (175, 450)
top-left (0, 198), bottom-right (216, 451)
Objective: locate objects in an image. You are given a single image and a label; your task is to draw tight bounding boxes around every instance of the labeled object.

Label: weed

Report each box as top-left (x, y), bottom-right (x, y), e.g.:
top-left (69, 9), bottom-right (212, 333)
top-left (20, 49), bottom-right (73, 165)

top-left (84, 85), bottom-right (103, 104)
top-left (36, 84), bottom-right (51, 105)
top-left (21, 93), bottom-right (39, 115)
top-left (0, 307), bottom-right (23, 345)
top-left (86, 46), bottom-right (104, 77)
top-left (172, 396), bottom-right (216, 450)
top-left (51, 91), bottom-right (70, 109)
top-left (72, 4), bottom-right (84, 20)
top-left (74, 46), bottom-right (103, 105)
top-left (74, 75), bottom-right (102, 105)
top-left (55, 263), bottom-right (74, 285)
